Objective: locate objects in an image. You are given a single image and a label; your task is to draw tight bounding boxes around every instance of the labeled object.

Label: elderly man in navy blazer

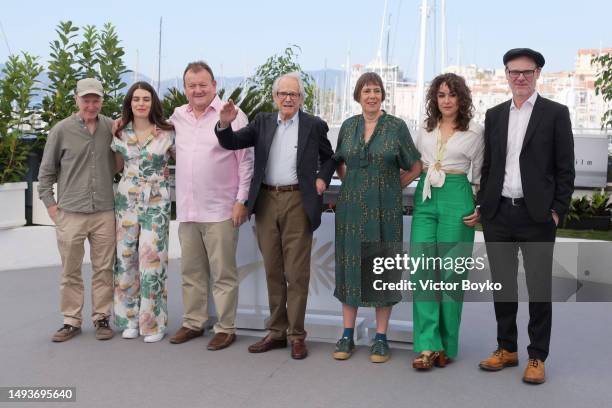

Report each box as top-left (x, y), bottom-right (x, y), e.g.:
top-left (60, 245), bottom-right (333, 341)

top-left (475, 48), bottom-right (575, 384)
top-left (215, 72), bottom-right (335, 359)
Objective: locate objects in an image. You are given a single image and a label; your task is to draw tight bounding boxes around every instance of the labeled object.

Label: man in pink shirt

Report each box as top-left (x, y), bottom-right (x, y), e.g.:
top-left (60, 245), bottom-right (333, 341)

top-left (168, 61), bottom-right (253, 351)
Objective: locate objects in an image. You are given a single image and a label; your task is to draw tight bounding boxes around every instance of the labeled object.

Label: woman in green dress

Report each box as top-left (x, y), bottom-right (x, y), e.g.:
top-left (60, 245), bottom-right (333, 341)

top-left (333, 72), bottom-right (422, 363)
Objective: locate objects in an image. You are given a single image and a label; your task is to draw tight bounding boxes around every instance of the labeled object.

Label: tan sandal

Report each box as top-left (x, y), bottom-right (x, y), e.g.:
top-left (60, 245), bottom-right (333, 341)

top-left (412, 351), bottom-right (440, 370)
top-left (435, 351), bottom-right (452, 367)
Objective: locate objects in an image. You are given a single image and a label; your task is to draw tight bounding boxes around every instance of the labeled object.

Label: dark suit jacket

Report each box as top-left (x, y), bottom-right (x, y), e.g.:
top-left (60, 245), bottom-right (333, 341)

top-left (477, 95), bottom-right (575, 223)
top-left (215, 110), bottom-right (335, 231)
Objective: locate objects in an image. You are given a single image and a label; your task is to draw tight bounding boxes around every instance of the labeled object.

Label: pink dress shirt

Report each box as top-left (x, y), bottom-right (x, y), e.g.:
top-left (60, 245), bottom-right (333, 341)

top-left (171, 95), bottom-right (253, 223)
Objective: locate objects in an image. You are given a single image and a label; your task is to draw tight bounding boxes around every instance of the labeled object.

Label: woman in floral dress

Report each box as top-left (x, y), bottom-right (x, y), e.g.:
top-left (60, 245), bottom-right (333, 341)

top-left (112, 81), bottom-right (175, 343)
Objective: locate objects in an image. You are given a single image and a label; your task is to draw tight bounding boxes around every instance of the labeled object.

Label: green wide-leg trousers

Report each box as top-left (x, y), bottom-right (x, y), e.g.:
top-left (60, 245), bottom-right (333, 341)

top-left (410, 173), bottom-right (475, 358)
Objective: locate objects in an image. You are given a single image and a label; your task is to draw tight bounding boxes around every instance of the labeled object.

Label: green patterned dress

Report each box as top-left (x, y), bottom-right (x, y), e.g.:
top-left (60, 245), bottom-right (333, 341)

top-left (333, 113), bottom-right (420, 307)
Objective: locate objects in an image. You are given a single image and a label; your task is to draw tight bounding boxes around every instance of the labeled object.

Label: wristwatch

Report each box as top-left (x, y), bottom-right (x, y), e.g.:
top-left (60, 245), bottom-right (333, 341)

top-left (236, 198), bottom-right (247, 206)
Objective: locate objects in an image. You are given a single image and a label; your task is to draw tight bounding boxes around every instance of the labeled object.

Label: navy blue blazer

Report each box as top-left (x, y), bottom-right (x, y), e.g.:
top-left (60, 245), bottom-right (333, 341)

top-left (215, 110), bottom-right (335, 231)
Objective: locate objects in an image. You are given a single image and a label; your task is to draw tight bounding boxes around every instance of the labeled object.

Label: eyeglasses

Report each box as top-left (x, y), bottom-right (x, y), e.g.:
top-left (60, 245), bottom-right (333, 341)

top-left (506, 69), bottom-right (537, 80)
top-left (276, 91), bottom-right (301, 100)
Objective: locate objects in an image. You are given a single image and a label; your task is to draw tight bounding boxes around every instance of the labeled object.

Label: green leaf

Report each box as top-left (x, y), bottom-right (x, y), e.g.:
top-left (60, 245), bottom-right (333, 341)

top-left (592, 52), bottom-right (612, 130)
top-left (247, 45), bottom-right (316, 113)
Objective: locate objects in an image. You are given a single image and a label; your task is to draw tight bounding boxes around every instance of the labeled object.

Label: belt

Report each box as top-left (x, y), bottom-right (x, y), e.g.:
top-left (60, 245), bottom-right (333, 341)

top-left (501, 196), bottom-right (525, 206)
top-left (262, 183), bottom-right (300, 192)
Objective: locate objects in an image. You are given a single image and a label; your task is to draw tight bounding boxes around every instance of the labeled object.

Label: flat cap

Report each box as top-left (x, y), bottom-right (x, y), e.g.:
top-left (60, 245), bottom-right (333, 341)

top-left (503, 48), bottom-right (545, 68)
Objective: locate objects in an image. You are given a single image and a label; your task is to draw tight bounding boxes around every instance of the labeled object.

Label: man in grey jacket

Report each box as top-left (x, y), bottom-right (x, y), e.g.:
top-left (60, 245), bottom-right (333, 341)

top-left (38, 78), bottom-right (116, 342)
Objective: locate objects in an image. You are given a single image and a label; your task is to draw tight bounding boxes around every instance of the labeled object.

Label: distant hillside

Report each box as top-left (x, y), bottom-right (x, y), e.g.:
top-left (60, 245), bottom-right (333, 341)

top-left (0, 64), bottom-right (346, 103)
top-left (307, 69), bottom-right (345, 91)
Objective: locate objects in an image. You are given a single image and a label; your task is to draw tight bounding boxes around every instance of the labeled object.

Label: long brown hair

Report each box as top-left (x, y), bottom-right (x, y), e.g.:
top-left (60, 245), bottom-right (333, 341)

top-left (115, 81), bottom-right (174, 136)
top-left (424, 73), bottom-right (473, 132)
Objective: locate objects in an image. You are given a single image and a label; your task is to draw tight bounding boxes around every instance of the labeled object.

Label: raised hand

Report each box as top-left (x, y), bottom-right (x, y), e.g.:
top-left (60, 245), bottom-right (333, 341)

top-left (219, 99), bottom-right (239, 128)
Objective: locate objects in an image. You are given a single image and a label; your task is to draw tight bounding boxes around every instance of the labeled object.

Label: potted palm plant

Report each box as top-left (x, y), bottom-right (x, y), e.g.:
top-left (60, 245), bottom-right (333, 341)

top-left (0, 53), bottom-right (43, 229)
top-left (0, 132), bottom-right (29, 228)
top-left (563, 190), bottom-right (611, 231)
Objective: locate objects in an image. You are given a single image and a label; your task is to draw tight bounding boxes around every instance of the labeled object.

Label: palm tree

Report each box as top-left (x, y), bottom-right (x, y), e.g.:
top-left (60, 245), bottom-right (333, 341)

top-left (162, 85), bottom-right (273, 121)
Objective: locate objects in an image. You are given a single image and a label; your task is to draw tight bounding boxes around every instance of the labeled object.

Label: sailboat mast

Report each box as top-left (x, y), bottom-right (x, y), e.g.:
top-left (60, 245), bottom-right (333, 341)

top-left (322, 58), bottom-right (328, 119)
top-left (134, 49), bottom-right (139, 82)
top-left (157, 17), bottom-right (162, 94)
top-left (0, 20), bottom-right (13, 56)
top-left (440, 0), bottom-right (446, 72)
top-left (342, 49), bottom-right (351, 119)
top-left (375, 0), bottom-right (389, 76)
top-left (415, 0), bottom-right (428, 126)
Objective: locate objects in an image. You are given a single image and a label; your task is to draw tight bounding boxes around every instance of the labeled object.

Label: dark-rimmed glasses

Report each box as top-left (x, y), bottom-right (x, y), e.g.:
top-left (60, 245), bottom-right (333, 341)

top-left (506, 69), bottom-right (538, 80)
top-left (276, 91), bottom-right (301, 100)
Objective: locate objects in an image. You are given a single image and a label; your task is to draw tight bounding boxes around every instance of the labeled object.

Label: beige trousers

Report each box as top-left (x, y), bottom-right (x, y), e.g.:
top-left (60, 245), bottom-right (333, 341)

top-left (54, 209), bottom-right (116, 327)
top-left (178, 219), bottom-right (239, 334)
top-left (255, 189), bottom-right (312, 341)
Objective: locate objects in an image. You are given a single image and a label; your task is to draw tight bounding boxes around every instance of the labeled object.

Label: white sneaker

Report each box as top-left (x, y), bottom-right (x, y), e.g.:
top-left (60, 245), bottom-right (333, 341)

top-left (144, 332), bottom-right (165, 343)
top-left (122, 329), bottom-right (139, 339)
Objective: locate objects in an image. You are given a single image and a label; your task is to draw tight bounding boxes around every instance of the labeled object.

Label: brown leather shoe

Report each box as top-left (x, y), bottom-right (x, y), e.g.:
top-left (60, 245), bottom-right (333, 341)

top-left (207, 332), bottom-right (236, 350)
top-left (523, 358), bottom-right (546, 384)
top-left (479, 347), bottom-right (519, 371)
top-left (291, 339), bottom-right (308, 359)
top-left (94, 318), bottom-right (113, 340)
top-left (247, 335), bottom-right (287, 353)
top-left (169, 326), bottom-right (204, 344)
top-left (52, 324), bottom-right (81, 342)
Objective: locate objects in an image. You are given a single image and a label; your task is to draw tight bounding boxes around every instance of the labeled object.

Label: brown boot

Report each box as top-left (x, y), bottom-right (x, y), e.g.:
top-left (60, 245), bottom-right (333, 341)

top-left (169, 326), bottom-right (204, 344)
top-left (479, 347), bottom-right (519, 371)
top-left (207, 332), bottom-right (236, 350)
top-left (523, 359), bottom-right (546, 384)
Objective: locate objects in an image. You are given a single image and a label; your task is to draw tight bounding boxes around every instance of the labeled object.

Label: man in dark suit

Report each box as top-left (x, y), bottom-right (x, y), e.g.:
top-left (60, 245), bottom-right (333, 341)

top-left (215, 72), bottom-right (336, 359)
top-left (474, 48), bottom-right (575, 384)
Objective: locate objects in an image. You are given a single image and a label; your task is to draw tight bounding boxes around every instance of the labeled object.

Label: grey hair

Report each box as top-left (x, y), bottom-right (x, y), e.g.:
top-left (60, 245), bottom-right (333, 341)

top-left (272, 72), bottom-right (305, 107)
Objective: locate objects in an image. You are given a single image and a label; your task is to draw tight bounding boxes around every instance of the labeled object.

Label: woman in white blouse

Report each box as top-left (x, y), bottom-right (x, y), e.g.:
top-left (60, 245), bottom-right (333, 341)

top-left (410, 73), bottom-right (483, 370)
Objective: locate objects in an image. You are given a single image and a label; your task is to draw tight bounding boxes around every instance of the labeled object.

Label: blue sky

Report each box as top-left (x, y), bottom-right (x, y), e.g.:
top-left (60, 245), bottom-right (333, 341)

top-left (1, 0), bottom-right (610, 81)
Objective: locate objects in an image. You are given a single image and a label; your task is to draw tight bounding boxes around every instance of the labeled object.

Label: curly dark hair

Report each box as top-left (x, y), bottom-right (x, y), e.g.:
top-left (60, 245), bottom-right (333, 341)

top-left (424, 73), bottom-right (473, 132)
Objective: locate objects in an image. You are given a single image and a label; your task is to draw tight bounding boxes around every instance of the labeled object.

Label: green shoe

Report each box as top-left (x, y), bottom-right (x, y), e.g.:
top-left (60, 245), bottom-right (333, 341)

top-left (369, 339), bottom-right (391, 363)
top-left (333, 337), bottom-right (355, 360)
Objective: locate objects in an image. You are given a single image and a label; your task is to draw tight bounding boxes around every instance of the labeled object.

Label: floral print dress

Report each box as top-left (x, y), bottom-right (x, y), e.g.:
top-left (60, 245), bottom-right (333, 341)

top-left (111, 123), bottom-right (175, 335)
